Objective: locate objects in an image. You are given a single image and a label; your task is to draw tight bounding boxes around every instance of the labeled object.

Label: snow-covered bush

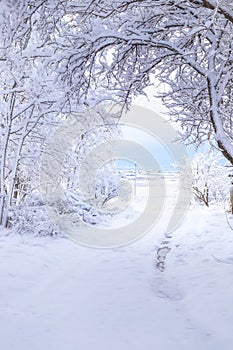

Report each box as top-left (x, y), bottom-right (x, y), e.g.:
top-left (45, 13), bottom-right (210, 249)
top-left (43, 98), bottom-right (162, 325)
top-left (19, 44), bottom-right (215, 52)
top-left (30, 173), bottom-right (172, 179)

top-left (191, 151), bottom-right (230, 206)
top-left (8, 195), bottom-right (59, 236)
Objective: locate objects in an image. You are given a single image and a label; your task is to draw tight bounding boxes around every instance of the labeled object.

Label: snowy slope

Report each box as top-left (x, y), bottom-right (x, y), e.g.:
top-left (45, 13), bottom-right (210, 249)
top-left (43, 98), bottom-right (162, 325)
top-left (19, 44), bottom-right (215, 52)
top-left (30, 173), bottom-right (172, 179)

top-left (0, 205), bottom-right (233, 350)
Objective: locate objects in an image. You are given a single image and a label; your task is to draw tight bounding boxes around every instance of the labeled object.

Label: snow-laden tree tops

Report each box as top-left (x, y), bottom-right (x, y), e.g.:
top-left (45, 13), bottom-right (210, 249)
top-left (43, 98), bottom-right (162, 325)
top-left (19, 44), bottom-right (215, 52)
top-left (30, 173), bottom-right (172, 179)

top-left (48, 0), bottom-right (233, 165)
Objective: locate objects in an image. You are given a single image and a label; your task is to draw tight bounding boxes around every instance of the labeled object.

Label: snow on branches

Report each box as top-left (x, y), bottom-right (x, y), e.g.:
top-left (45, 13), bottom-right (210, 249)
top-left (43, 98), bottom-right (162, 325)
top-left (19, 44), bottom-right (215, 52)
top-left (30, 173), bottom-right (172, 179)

top-left (50, 0), bottom-right (233, 165)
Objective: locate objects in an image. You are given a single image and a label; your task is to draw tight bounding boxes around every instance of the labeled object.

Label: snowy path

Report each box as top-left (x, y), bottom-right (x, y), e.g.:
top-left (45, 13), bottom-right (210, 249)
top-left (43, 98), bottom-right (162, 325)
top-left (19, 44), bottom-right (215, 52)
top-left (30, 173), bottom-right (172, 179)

top-left (1, 206), bottom-right (233, 350)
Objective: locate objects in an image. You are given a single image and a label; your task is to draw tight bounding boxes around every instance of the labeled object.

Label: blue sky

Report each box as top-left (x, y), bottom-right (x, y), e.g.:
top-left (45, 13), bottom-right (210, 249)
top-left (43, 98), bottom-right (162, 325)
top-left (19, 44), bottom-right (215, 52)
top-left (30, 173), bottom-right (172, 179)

top-left (115, 90), bottom-right (195, 171)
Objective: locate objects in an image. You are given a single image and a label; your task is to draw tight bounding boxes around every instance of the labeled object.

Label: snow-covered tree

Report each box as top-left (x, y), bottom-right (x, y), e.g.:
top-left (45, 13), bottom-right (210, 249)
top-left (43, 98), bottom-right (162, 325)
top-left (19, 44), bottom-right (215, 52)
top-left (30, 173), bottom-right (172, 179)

top-left (0, 1), bottom-right (122, 231)
top-left (52, 0), bottom-right (233, 166)
top-left (0, 1), bottom-right (65, 228)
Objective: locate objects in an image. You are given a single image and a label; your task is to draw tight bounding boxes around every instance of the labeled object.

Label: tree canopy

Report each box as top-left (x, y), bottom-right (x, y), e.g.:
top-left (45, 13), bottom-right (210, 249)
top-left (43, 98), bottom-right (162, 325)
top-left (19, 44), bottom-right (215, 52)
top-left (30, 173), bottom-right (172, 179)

top-left (49, 0), bottom-right (233, 164)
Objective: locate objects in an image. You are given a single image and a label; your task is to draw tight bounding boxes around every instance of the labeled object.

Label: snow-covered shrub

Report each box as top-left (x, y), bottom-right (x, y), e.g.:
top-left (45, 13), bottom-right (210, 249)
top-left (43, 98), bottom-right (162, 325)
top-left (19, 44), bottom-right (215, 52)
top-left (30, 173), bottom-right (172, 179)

top-left (8, 195), bottom-right (59, 236)
top-left (191, 151), bottom-right (230, 206)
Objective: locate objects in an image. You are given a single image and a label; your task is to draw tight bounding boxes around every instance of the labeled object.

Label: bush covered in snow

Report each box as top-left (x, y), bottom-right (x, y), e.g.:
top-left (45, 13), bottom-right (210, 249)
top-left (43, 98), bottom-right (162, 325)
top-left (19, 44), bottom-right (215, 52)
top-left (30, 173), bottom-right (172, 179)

top-left (190, 151), bottom-right (230, 206)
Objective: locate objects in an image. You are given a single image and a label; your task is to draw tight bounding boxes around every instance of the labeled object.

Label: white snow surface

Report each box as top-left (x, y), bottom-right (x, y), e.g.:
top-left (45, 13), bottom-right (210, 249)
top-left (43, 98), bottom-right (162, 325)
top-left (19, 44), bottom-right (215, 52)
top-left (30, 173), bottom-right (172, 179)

top-left (0, 206), bottom-right (233, 349)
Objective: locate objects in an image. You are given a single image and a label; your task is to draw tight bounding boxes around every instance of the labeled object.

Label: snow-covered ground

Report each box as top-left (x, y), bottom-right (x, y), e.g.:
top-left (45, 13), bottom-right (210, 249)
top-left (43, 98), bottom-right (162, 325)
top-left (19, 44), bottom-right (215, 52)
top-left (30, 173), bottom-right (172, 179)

top-left (0, 176), bottom-right (233, 350)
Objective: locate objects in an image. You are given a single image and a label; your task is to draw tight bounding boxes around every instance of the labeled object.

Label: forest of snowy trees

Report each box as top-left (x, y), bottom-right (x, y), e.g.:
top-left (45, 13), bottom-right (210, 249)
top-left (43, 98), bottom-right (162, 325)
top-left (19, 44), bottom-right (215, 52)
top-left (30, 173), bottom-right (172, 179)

top-left (2, 3), bottom-right (233, 350)
top-left (1, 0), bottom-right (233, 234)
